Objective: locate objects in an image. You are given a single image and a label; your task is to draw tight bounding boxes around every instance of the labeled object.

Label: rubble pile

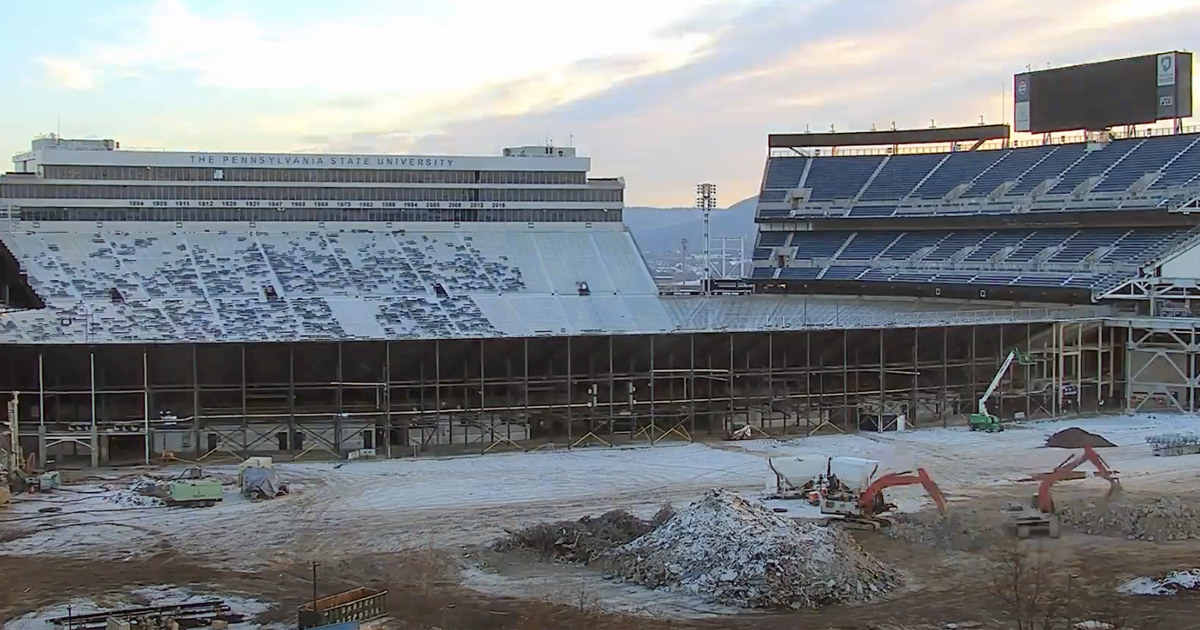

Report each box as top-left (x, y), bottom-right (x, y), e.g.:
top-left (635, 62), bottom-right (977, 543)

top-left (604, 489), bottom-right (901, 609)
top-left (1045, 427), bottom-right (1115, 449)
top-left (884, 513), bottom-right (1001, 551)
top-left (1058, 497), bottom-right (1200, 542)
top-left (494, 505), bottom-right (673, 564)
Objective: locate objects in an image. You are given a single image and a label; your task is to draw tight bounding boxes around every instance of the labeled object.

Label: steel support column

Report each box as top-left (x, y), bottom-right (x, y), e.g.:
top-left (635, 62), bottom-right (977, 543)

top-left (90, 350), bottom-right (98, 467)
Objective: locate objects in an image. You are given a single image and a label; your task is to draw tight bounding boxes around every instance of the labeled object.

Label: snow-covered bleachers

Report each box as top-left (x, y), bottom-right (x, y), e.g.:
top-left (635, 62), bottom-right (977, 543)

top-left (0, 222), bottom-right (666, 343)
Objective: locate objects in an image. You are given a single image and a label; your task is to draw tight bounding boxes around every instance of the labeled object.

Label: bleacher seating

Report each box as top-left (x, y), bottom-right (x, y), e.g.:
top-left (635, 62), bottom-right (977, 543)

top-left (804, 156), bottom-right (883, 201)
top-left (0, 223), bottom-right (672, 343)
top-left (758, 133), bottom-right (1200, 219)
top-left (763, 226), bottom-right (1197, 291)
top-left (860, 153), bottom-right (945, 201)
top-left (753, 131), bottom-right (1200, 296)
top-left (911, 151), bottom-right (1004, 199)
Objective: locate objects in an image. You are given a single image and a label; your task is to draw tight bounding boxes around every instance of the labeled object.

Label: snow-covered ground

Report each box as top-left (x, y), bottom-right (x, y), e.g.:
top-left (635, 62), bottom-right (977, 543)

top-left (0, 413), bottom-right (1196, 567)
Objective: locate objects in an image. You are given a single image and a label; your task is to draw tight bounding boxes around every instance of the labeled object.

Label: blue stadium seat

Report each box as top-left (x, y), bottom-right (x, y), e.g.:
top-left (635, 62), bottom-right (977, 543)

top-left (751, 267), bottom-right (778, 279)
top-left (1044, 140), bottom-right (1140, 195)
top-left (791, 231), bottom-right (850, 258)
top-left (1094, 134), bottom-right (1199, 193)
top-left (912, 151), bottom-right (1006, 199)
top-left (961, 146), bottom-right (1054, 197)
top-left (758, 189), bottom-right (788, 202)
top-left (779, 267), bottom-right (820, 280)
top-left (923, 230), bottom-right (992, 261)
top-left (822, 266), bottom-right (868, 280)
top-left (889, 272), bottom-right (937, 283)
top-left (962, 231), bottom-right (1029, 262)
top-left (1003, 229), bottom-right (1077, 262)
top-left (836, 232), bottom-right (898, 260)
top-left (930, 273), bottom-right (977, 284)
top-left (752, 248), bottom-right (773, 260)
top-left (763, 157), bottom-right (808, 189)
top-left (884, 231), bottom-right (949, 259)
top-left (1047, 229), bottom-right (1125, 263)
top-left (757, 207), bottom-right (791, 218)
top-left (1149, 136), bottom-right (1200, 189)
top-left (859, 153), bottom-right (945, 201)
top-left (973, 273), bottom-right (1018, 286)
top-left (805, 156), bottom-right (884, 201)
top-left (1006, 144), bottom-right (1087, 196)
top-left (1101, 227), bottom-right (1190, 263)
top-left (757, 232), bottom-right (789, 247)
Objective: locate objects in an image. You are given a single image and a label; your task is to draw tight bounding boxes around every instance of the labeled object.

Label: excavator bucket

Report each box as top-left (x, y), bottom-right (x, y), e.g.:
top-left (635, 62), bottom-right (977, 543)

top-left (1104, 477), bottom-right (1123, 501)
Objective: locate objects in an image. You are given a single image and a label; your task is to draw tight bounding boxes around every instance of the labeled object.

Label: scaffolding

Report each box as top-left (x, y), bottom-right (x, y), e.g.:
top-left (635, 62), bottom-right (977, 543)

top-left (0, 322), bottom-right (1127, 467)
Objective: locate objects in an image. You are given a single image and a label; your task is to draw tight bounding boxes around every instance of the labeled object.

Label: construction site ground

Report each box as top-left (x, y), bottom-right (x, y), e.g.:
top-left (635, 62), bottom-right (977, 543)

top-left (3, 412), bottom-right (1200, 629)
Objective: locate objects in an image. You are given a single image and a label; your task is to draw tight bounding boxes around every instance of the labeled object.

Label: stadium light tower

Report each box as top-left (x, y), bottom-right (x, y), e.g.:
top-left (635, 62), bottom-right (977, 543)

top-left (695, 183), bottom-right (717, 292)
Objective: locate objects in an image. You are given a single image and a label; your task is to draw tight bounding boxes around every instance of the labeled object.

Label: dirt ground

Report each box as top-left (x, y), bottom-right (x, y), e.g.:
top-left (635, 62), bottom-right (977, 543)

top-left (4, 488), bottom-right (1199, 629)
top-left (5, 417), bottom-right (1200, 630)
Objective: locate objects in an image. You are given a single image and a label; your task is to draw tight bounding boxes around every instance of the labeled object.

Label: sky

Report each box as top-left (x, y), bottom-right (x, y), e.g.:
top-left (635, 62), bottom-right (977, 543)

top-left (1, 0), bottom-right (1198, 207)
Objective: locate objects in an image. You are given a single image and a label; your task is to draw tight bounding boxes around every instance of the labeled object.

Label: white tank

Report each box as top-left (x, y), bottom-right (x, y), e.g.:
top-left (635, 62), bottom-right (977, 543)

top-left (828, 457), bottom-right (880, 492)
top-left (767, 455), bottom-right (830, 492)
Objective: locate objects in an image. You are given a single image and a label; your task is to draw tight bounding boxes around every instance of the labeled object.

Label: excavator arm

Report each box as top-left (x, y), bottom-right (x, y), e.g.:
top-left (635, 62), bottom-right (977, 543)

top-left (858, 467), bottom-right (948, 516)
top-left (1036, 444), bottom-right (1121, 513)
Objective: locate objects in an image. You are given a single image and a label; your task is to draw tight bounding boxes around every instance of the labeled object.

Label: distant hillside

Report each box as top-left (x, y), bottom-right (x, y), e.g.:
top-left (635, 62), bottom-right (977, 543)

top-left (624, 195), bottom-right (758, 255)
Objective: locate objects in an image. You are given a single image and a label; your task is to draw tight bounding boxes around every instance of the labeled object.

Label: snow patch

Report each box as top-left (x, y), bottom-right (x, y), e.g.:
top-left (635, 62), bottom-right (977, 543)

top-left (1117, 569), bottom-right (1200, 596)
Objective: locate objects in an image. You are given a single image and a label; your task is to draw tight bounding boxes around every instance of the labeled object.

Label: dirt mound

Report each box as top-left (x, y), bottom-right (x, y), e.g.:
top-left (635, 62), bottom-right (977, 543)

top-left (1058, 496), bottom-right (1200, 542)
top-left (493, 506), bottom-right (673, 564)
top-left (1045, 427), bottom-right (1115, 449)
top-left (604, 489), bottom-right (901, 609)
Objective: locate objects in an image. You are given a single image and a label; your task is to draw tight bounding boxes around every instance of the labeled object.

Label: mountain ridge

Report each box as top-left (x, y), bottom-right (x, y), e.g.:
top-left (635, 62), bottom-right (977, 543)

top-left (623, 195), bottom-right (758, 254)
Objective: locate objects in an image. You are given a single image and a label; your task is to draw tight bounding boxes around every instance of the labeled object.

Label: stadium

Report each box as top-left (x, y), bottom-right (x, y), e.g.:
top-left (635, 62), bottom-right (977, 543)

top-left (0, 53), bottom-right (1197, 470)
top-left (5, 49), bottom-right (1200, 629)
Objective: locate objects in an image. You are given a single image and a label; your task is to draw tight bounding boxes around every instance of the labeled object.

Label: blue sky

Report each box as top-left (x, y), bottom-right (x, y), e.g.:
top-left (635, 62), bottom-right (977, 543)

top-left (1, 0), bottom-right (1198, 206)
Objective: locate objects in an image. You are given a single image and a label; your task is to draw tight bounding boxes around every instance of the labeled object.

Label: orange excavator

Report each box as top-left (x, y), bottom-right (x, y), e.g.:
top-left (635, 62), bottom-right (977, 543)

top-left (820, 468), bottom-right (948, 531)
top-left (1004, 444), bottom-right (1121, 539)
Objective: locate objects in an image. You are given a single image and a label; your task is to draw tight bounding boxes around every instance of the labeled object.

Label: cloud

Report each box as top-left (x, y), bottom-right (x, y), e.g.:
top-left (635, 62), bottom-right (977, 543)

top-left (38, 58), bottom-right (98, 90)
top-left (30, 0), bottom-right (1200, 207)
top-left (371, 0), bottom-right (1200, 205)
top-left (39, 0), bottom-right (735, 111)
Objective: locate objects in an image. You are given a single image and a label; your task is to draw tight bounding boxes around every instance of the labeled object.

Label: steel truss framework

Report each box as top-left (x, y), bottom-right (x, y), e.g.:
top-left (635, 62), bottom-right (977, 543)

top-left (1116, 317), bottom-right (1200, 413)
top-left (0, 323), bottom-right (1125, 467)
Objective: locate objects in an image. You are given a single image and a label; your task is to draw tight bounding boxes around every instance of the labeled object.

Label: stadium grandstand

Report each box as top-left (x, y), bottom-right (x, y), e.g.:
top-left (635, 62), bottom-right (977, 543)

top-left (0, 51), bottom-right (1197, 467)
top-left (752, 126), bottom-right (1200, 302)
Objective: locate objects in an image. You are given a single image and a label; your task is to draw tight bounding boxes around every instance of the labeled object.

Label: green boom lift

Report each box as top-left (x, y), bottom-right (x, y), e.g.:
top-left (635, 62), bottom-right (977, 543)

top-left (968, 349), bottom-right (1034, 433)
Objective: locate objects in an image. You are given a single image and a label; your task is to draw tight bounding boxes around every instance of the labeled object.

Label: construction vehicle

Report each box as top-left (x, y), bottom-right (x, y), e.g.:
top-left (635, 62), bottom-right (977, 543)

top-left (767, 455), bottom-right (948, 530)
top-left (969, 348), bottom-right (1034, 432)
top-left (819, 467), bottom-right (948, 530)
top-left (1003, 444), bottom-right (1120, 539)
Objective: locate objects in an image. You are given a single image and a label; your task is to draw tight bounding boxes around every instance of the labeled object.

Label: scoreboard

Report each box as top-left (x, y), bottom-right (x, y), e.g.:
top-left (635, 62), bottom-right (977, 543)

top-left (1015, 52), bottom-right (1193, 134)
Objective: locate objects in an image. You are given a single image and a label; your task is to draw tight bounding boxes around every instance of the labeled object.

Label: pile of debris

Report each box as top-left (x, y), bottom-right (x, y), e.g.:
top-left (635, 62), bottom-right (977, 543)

top-left (1045, 427), bottom-right (1115, 449)
top-left (1118, 569), bottom-right (1200, 595)
top-left (884, 512), bottom-right (1001, 552)
top-left (604, 489), bottom-right (900, 609)
top-left (1057, 496), bottom-right (1200, 542)
top-left (495, 506), bottom-right (673, 564)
